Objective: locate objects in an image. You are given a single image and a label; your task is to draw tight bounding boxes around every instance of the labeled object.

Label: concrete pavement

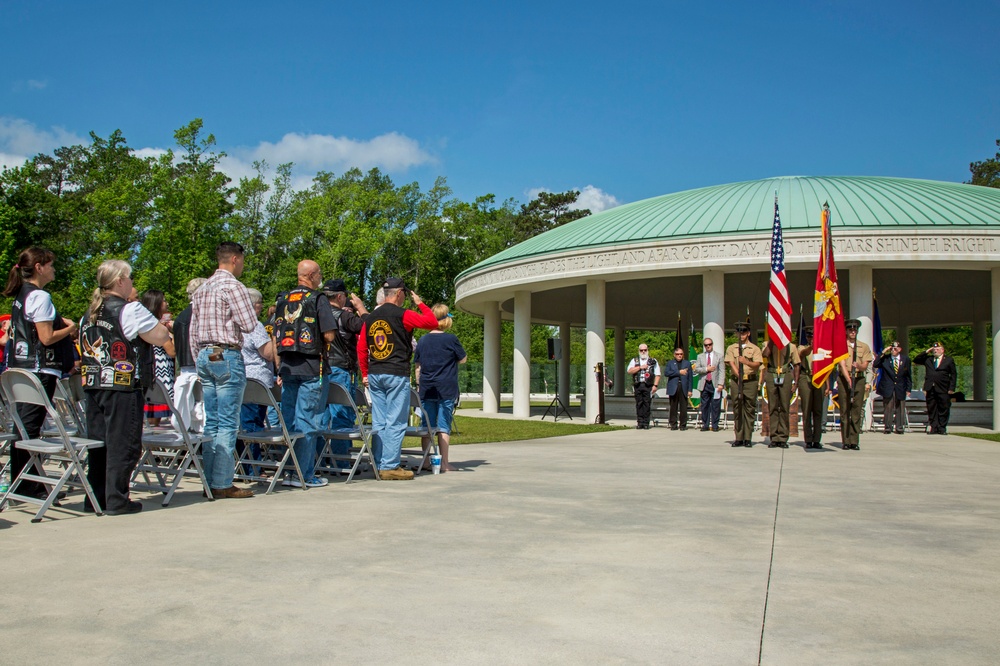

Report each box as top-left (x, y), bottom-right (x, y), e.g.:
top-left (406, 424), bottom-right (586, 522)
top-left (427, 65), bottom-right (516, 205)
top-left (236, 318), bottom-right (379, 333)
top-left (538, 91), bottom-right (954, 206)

top-left (1, 427), bottom-right (998, 664)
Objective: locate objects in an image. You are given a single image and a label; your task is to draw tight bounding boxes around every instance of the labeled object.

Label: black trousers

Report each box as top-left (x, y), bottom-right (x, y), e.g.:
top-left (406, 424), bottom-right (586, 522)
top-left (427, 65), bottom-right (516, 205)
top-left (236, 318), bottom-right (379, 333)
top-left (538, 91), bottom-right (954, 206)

top-left (926, 389), bottom-right (951, 434)
top-left (85, 390), bottom-right (144, 512)
top-left (634, 384), bottom-right (652, 427)
top-left (669, 387), bottom-right (688, 428)
top-left (10, 372), bottom-right (59, 497)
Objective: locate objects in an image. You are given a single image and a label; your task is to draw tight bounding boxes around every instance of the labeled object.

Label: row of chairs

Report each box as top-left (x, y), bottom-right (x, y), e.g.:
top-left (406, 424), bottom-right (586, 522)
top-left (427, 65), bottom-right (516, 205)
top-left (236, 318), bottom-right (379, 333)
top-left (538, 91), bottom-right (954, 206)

top-left (1, 370), bottom-right (440, 523)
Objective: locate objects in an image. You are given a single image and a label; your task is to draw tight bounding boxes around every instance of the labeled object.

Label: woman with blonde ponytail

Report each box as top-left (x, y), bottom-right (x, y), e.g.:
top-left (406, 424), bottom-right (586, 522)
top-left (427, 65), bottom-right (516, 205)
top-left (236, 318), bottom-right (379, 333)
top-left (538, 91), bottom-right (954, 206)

top-left (2, 247), bottom-right (78, 499)
top-left (79, 259), bottom-right (171, 515)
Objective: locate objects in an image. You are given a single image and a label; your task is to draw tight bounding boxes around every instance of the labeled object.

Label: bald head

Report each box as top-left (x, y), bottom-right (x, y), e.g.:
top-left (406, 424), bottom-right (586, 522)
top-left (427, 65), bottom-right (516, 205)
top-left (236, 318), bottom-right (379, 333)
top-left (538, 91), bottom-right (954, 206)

top-left (297, 260), bottom-right (322, 289)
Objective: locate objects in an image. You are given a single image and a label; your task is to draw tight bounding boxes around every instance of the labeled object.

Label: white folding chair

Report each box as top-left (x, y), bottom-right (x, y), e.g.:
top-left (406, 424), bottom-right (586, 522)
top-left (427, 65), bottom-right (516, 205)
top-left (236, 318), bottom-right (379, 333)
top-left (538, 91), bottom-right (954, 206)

top-left (318, 383), bottom-right (377, 483)
top-left (0, 369), bottom-right (105, 522)
top-left (402, 388), bottom-right (437, 475)
top-left (235, 379), bottom-right (307, 493)
top-left (131, 378), bottom-right (213, 505)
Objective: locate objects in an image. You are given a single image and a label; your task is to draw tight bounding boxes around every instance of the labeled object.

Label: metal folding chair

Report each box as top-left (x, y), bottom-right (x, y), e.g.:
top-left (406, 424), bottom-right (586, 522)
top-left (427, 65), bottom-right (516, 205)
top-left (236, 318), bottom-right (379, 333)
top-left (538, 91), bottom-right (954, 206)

top-left (131, 378), bottom-right (213, 505)
top-left (0, 391), bottom-right (18, 486)
top-left (0, 369), bottom-right (105, 522)
top-left (402, 388), bottom-right (437, 475)
top-left (317, 382), bottom-right (377, 483)
top-left (235, 379), bottom-right (307, 493)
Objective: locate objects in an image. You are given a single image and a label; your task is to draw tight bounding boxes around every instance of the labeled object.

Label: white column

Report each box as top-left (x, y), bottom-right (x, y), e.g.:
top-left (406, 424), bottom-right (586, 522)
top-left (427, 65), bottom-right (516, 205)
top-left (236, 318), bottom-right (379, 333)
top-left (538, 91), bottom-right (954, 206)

top-left (513, 291), bottom-right (532, 419)
top-left (849, 266), bottom-right (874, 350)
top-left (586, 280), bottom-right (606, 423)
top-left (702, 271), bottom-right (725, 355)
top-left (559, 322), bottom-right (571, 409)
top-left (974, 319), bottom-right (988, 402)
top-left (992, 268), bottom-right (1000, 430)
top-left (614, 325), bottom-right (626, 397)
top-left (482, 301), bottom-right (501, 414)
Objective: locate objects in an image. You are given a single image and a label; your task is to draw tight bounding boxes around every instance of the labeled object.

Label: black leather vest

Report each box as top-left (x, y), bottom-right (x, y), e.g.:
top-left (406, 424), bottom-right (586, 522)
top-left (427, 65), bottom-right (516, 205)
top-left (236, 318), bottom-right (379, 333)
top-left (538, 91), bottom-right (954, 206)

top-left (80, 296), bottom-right (144, 391)
top-left (365, 303), bottom-right (412, 377)
top-left (172, 306), bottom-right (195, 368)
top-left (325, 308), bottom-right (357, 372)
top-left (9, 283), bottom-right (65, 373)
top-left (275, 287), bottom-right (322, 357)
top-left (632, 357), bottom-right (658, 387)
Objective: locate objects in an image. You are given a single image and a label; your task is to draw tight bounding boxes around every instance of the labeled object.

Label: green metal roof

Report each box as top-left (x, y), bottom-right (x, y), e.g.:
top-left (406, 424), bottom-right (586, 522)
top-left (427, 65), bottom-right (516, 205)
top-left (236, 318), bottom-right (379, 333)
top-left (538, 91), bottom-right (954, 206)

top-left (459, 176), bottom-right (1000, 277)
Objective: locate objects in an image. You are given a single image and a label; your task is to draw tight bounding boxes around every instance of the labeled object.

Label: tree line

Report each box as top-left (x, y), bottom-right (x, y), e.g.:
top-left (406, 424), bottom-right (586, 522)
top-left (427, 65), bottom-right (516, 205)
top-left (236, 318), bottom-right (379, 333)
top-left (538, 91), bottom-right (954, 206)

top-left (0, 118), bottom-right (589, 365)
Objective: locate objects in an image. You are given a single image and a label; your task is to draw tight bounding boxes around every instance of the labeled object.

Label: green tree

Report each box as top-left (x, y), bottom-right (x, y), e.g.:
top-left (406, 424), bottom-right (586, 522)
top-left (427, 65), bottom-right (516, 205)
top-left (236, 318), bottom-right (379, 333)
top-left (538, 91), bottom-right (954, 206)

top-left (968, 138), bottom-right (1000, 188)
top-left (512, 190), bottom-right (591, 242)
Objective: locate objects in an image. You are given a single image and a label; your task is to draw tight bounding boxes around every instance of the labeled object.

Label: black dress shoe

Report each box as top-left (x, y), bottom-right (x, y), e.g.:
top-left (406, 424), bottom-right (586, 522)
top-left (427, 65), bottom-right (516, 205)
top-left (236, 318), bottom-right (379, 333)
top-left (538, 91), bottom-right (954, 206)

top-left (779, 442), bottom-right (789, 448)
top-left (711, 427), bottom-right (719, 432)
top-left (731, 440), bottom-right (741, 447)
top-left (106, 501), bottom-right (143, 516)
top-left (744, 441), bottom-right (754, 447)
top-left (700, 427), bottom-right (710, 432)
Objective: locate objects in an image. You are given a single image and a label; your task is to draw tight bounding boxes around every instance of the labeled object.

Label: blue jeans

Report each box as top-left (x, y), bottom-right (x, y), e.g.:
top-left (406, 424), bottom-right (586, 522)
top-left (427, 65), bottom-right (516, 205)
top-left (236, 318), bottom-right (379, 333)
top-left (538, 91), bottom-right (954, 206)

top-left (197, 348), bottom-right (246, 490)
top-left (280, 374), bottom-right (328, 480)
top-left (422, 398), bottom-right (455, 434)
top-left (325, 366), bottom-right (355, 467)
top-left (369, 374), bottom-right (410, 471)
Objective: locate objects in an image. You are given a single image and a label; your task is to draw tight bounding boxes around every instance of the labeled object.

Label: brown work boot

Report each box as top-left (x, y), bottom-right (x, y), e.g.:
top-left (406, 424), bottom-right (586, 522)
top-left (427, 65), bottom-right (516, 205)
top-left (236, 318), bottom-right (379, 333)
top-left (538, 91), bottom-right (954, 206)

top-left (379, 467), bottom-right (414, 481)
top-left (213, 486), bottom-right (255, 498)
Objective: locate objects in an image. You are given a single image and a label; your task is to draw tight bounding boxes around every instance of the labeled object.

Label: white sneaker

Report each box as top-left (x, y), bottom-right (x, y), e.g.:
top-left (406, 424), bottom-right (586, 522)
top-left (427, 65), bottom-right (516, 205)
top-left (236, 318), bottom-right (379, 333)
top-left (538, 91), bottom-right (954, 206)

top-left (282, 477), bottom-right (302, 488)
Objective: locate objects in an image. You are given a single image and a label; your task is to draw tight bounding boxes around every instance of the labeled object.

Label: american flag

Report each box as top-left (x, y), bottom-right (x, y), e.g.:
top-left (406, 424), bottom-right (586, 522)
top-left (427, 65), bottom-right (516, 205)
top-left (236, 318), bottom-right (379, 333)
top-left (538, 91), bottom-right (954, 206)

top-left (767, 197), bottom-right (792, 347)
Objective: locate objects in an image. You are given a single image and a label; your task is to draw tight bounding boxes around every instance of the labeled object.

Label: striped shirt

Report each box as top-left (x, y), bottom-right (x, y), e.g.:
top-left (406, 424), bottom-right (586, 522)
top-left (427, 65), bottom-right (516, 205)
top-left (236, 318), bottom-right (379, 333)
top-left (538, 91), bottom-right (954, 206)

top-left (190, 268), bottom-right (258, 360)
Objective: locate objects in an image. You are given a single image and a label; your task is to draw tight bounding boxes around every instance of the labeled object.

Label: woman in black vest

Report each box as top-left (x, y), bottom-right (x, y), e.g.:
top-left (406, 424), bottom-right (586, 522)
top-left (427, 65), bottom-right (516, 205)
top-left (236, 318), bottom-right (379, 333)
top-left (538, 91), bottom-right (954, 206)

top-left (80, 260), bottom-right (170, 515)
top-left (2, 247), bottom-right (78, 498)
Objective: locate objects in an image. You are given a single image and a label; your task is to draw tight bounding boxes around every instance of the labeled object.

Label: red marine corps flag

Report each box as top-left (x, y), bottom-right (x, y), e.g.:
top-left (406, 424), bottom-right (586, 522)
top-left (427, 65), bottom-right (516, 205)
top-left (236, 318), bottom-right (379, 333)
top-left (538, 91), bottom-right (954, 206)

top-left (811, 202), bottom-right (848, 388)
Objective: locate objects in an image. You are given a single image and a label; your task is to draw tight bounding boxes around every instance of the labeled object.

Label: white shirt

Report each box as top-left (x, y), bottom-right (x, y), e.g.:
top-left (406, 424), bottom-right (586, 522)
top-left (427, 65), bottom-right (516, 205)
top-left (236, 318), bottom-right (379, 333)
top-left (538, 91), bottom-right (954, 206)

top-left (241, 320), bottom-right (275, 387)
top-left (120, 301), bottom-right (159, 341)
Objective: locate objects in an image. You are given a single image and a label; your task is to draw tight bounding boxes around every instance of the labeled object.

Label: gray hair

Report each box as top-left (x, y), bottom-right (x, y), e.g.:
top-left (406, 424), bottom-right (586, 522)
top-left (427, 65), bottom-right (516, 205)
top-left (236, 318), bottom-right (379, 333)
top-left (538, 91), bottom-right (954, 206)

top-left (186, 277), bottom-right (207, 296)
top-left (247, 288), bottom-right (263, 306)
top-left (376, 287), bottom-right (385, 305)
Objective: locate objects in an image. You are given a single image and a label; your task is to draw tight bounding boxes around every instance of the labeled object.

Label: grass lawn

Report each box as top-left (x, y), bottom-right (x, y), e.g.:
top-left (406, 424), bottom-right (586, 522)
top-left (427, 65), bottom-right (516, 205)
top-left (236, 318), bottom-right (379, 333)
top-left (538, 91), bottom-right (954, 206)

top-left (445, 415), bottom-right (625, 445)
top-left (955, 433), bottom-right (1000, 442)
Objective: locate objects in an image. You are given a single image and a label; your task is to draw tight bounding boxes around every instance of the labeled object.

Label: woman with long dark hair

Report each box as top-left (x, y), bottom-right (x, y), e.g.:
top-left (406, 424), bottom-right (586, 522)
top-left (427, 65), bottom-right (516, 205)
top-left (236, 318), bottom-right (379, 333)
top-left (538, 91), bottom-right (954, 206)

top-left (140, 289), bottom-right (176, 426)
top-left (2, 247), bottom-right (79, 498)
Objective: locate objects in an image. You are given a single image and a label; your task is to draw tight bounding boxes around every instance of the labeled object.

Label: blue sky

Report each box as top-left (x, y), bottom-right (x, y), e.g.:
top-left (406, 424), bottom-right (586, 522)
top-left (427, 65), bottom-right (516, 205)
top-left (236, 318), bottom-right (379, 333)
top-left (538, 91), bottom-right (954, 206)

top-left (2, 1), bottom-right (998, 212)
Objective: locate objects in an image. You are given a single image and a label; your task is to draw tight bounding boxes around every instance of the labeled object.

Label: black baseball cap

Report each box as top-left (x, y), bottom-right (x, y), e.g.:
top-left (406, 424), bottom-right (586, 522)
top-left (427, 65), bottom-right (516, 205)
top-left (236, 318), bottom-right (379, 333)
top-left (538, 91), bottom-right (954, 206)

top-left (383, 277), bottom-right (407, 290)
top-left (322, 278), bottom-right (347, 295)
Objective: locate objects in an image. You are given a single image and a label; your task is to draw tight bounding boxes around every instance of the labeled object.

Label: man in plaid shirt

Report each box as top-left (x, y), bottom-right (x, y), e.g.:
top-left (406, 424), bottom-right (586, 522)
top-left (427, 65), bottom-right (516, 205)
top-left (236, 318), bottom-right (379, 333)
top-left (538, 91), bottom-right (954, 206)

top-left (191, 242), bottom-right (259, 498)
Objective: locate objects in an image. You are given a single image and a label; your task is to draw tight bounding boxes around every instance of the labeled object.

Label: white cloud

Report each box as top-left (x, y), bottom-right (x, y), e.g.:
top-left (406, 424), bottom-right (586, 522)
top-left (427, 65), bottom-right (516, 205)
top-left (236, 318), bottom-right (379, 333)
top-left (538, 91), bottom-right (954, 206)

top-left (525, 184), bottom-right (622, 214)
top-left (215, 130), bottom-right (436, 192)
top-left (0, 117), bottom-right (84, 169)
top-left (27, 79), bottom-right (47, 90)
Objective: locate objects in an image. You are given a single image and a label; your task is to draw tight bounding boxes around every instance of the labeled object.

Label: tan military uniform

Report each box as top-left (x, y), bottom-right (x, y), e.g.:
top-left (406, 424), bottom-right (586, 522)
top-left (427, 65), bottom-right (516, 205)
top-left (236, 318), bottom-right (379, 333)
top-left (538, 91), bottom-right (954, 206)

top-left (725, 341), bottom-right (762, 443)
top-left (838, 340), bottom-right (874, 447)
top-left (795, 345), bottom-right (826, 446)
top-left (762, 343), bottom-right (793, 446)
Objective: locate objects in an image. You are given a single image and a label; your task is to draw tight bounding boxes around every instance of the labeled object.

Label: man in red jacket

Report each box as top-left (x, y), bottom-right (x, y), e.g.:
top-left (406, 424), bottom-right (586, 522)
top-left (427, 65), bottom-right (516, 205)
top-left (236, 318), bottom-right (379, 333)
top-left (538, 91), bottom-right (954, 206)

top-left (358, 278), bottom-right (438, 479)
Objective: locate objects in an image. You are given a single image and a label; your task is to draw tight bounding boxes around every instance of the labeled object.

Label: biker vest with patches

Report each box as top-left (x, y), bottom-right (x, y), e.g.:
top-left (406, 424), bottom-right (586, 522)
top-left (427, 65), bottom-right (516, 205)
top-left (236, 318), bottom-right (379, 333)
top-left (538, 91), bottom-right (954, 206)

top-left (365, 303), bottom-right (412, 377)
top-left (632, 357), bottom-right (658, 387)
top-left (9, 283), bottom-right (67, 373)
top-left (275, 287), bottom-right (322, 357)
top-left (80, 296), bottom-right (144, 391)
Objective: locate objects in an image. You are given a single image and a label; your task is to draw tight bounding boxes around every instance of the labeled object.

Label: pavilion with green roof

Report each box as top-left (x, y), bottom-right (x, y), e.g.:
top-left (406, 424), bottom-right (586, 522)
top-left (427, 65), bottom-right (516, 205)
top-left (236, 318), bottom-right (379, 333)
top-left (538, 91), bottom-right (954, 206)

top-left (455, 176), bottom-right (1000, 428)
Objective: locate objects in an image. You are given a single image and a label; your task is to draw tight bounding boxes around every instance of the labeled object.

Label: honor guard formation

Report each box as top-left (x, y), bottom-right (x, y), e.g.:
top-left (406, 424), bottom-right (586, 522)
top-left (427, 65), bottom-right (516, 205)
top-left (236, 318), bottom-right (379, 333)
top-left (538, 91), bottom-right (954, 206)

top-left (628, 318), bottom-right (957, 450)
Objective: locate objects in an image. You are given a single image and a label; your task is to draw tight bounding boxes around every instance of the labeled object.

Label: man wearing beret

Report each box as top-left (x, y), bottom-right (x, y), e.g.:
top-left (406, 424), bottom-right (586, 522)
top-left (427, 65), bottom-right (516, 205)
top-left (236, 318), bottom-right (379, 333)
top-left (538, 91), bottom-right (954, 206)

top-left (359, 277), bottom-right (438, 479)
top-left (913, 341), bottom-right (957, 435)
top-left (837, 318), bottom-right (873, 450)
top-left (725, 322), bottom-right (762, 447)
